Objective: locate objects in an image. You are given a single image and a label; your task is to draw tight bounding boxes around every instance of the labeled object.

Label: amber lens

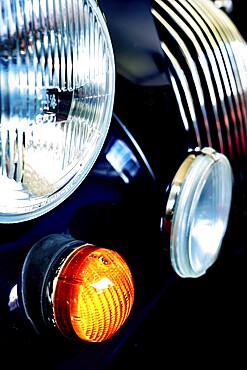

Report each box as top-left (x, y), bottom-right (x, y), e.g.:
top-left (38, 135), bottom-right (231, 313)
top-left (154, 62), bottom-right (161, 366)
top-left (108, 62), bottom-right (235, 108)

top-left (53, 245), bottom-right (134, 342)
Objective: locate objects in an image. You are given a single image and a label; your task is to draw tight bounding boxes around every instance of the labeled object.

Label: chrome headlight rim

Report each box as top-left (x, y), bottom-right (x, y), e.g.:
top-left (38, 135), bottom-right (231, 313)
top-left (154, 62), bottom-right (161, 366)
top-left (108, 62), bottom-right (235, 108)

top-left (166, 147), bottom-right (233, 278)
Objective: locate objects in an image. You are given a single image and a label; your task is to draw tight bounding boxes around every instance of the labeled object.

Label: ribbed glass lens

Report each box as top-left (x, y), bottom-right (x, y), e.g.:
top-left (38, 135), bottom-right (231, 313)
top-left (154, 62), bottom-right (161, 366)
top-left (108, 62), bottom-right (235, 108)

top-left (0, 0), bottom-right (115, 222)
top-left (53, 245), bottom-right (135, 342)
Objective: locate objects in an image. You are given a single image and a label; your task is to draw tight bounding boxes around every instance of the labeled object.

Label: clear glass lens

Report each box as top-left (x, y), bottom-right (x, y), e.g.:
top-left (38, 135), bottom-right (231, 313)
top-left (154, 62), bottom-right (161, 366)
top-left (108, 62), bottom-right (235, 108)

top-left (170, 150), bottom-right (233, 278)
top-left (0, 0), bottom-right (115, 222)
top-left (189, 167), bottom-right (225, 273)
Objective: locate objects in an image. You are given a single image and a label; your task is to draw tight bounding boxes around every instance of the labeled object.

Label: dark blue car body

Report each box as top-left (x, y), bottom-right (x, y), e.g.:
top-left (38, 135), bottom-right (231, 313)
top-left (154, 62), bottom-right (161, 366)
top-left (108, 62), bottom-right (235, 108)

top-left (0, 1), bottom-right (246, 368)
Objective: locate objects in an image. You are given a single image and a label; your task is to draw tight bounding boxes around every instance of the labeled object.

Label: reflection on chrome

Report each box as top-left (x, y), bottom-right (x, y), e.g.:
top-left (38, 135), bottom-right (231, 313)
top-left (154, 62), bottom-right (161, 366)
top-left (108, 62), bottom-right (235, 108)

top-left (106, 139), bottom-right (140, 183)
top-left (8, 284), bottom-right (18, 312)
top-left (213, 0), bottom-right (233, 13)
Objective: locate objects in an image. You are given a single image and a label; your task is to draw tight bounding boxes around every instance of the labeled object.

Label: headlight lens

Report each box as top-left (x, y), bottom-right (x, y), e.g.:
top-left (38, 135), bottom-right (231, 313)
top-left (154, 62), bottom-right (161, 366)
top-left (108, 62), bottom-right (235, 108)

top-left (165, 147), bottom-right (233, 278)
top-left (0, 0), bottom-right (115, 222)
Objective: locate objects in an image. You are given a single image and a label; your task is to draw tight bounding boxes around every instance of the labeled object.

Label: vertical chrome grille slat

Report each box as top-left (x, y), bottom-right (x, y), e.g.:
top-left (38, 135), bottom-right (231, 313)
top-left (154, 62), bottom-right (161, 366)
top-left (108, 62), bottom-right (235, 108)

top-left (161, 41), bottom-right (202, 147)
top-left (154, 0), bottom-right (228, 154)
top-left (203, 2), bottom-right (247, 141)
top-left (152, 5), bottom-right (214, 148)
top-left (190, 0), bottom-right (247, 156)
top-left (178, 0), bottom-right (243, 158)
top-left (151, 0), bottom-right (247, 167)
top-left (170, 0), bottom-right (239, 158)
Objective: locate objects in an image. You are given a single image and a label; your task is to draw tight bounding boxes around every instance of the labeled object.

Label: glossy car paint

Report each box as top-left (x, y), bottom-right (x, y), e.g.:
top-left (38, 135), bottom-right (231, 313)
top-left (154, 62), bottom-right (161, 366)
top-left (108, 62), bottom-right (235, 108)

top-left (0, 0), bottom-right (247, 369)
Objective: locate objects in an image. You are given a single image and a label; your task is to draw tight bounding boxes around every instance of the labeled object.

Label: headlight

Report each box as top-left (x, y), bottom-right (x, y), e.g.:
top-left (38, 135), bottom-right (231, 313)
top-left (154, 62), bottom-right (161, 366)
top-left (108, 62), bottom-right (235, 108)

top-left (0, 0), bottom-right (115, 223)
top-left (14, 234), bottom-right (134, 342)
top-left (164, 147), bottom-right (233, 278)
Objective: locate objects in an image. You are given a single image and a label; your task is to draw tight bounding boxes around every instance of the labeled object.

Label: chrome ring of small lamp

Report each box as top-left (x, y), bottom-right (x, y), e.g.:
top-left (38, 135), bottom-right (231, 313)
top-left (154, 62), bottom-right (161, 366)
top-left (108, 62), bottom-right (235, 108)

top-left (163, 147), bottom-right (233, 278)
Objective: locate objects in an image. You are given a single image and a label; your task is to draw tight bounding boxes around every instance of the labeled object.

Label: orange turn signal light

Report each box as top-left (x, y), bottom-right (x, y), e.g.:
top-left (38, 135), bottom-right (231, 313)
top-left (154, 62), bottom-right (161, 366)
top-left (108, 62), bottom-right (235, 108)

top-left (20, 234), bottom-right (134, 342)
top-left (54, 245), bottom-right (134, 342)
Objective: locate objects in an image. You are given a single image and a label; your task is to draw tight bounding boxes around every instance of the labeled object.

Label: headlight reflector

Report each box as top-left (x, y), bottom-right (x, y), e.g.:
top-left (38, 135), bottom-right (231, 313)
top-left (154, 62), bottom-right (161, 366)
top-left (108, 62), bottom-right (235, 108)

top-left (165, 147), bottom-right (233, 278)
top-left (0, 0), bottom-right (115, 222)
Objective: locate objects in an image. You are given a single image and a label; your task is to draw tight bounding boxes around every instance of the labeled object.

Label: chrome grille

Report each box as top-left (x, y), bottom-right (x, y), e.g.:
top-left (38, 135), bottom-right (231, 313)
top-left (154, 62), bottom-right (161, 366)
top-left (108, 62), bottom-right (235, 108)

top-left (151, 0), bottom-right (247, 175)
